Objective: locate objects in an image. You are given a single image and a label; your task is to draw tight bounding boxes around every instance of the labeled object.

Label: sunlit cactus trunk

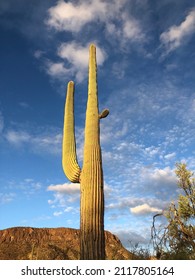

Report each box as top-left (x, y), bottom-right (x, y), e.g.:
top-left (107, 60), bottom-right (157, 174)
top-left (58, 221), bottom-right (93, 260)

top-left (80, 45), bottom-right (105, 259)
top-left (62, 44), bottom-right (109, 260)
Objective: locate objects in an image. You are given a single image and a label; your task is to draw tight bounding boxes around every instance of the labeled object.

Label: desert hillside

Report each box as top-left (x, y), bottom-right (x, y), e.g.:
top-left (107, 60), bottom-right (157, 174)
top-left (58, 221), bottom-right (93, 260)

top-left (0, 227), bottom-right (134, 260)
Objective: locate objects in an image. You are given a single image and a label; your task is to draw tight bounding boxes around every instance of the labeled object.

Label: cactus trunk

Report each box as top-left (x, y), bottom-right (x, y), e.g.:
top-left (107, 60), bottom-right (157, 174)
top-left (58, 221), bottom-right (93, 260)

top-left (62, 44), bottom-right (108, 260)
top-left (80, 45), bottom-right (105, 259)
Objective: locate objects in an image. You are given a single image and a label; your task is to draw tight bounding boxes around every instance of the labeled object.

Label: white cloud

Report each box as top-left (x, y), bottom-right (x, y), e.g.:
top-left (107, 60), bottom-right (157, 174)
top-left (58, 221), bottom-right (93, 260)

top-left (130, 203), bottom-right (162, 215)
top-left (160, 9), bottom-right (195, 53)
top-left (47, 183), bottom-right (80, 194)
top-left (105, 194), bottom-right (166, 215)
top-left (46, 42), bottom-right (106, 83)
top-left (46, 0), bottom-right (106, 32)
top-left (44, 0), bottom-right (146, 83)
top-left (46, 61), bottom-right (69, 78)
top-left (58, 41), bottom-right (106, 82)
top-left (58, 42), bottom-right (105, 68)
top-left (58, 43), bottom-right (89, 69)
top-left (149, 167), bottom-right (176, 184)
top-left (46, 0), bottom-right (145, 44)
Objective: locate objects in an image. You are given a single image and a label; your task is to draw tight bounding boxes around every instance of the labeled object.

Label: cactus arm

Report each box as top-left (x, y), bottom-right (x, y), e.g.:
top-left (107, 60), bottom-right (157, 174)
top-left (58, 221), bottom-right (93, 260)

top-left (99, 108), bottom-right (109, 119)
top-left (62, 81), bottom-right (81, 183)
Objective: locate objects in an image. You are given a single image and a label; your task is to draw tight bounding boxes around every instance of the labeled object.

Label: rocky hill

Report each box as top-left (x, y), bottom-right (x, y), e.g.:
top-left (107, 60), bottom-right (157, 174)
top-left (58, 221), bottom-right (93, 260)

top-left (0, 227), bottom-right (134, 260)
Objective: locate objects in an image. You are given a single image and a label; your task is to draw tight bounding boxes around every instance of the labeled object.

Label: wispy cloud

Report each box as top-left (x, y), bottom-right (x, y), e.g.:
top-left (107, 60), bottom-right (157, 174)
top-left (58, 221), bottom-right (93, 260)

top-left (34, 50), bottom-right (45, 59)
top-left (4, 128), bottom-right (62, 155)
top-left (5, 130), bottom-right (30, 145)
top-left (18, 102), bottom-right (30, 109)
top-left (160, 8), bottom-right (195, 54)
top-left (122, 15), bottom-right (145, 42)
top-left (0, 178), bottom-right (44, 207)
top-left (164, 152), bottom-right (176, 160)
top-left (6, 178), bottom-right (43, 197)
top-left (47, 183), bottom-right (80, 218)
top-left (0, 111), bottom-right (4, 133)
top-left (0, 192), bottom-right (15, 204)
top-left (53, 211), bottom-right (63, 217)
top-left (111, 228), bottom-right (149, 249)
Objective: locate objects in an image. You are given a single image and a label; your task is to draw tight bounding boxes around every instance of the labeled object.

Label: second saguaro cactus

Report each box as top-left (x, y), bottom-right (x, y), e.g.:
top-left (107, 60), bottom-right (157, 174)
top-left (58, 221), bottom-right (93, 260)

top-left (62, 44), bottom-right (109, 260)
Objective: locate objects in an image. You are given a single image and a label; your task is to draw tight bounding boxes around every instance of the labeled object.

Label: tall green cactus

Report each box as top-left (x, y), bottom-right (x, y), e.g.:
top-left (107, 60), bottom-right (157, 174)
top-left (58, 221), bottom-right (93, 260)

top-left (62, 44), bottom-right (109, 260)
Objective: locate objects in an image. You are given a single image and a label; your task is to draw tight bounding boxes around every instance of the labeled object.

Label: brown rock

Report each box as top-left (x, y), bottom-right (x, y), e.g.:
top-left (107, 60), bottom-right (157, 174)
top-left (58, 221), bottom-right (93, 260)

top-left (0, 227), bottom-right (134, 260)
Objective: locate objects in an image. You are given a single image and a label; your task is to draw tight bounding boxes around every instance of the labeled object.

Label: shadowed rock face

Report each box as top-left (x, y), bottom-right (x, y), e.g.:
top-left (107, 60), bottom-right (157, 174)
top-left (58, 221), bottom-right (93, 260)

top-left (0, 227), bottom-right (134, 260)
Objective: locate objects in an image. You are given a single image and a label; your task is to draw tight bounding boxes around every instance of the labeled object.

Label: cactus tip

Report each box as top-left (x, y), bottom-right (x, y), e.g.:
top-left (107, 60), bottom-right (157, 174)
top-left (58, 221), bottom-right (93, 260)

top-left (67, 81), bottom-right (74, 92)
top-left (68, 80), bottom-right (74, 86)
top-left (90, 43), bottom-right (96, 51)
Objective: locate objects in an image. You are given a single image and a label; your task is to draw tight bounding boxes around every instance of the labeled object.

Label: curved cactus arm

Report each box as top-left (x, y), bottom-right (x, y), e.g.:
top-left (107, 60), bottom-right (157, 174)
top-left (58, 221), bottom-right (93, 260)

top-left (62, 81), bottom-right (81, 183)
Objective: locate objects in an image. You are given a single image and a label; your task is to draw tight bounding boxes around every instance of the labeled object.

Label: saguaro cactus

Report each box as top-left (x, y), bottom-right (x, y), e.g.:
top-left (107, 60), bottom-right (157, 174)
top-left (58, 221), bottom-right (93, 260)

top-left (62, 44), bottom-right (109, 260)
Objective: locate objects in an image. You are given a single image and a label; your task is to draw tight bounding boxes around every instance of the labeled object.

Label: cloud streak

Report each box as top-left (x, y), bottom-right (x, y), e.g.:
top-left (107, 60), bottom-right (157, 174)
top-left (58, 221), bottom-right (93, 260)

top-left (4, 128), bottom-right (62, 155)
top-left (0, 192), bottom-right (16, 204)
top-left (0, 111), bottom-right (4, 133)
top-left (160, 8), bottom-right (195, 53)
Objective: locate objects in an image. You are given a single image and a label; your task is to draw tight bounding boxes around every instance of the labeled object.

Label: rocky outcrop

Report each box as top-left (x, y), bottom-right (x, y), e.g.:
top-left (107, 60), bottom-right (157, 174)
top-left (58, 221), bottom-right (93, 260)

top-left (0, 227), bottom-right (134, 260)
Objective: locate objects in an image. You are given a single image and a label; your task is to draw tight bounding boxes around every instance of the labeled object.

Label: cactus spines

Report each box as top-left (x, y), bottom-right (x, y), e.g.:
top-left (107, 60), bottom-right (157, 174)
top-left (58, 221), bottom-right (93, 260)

top-left (62, 44), bottom-right (109, 260)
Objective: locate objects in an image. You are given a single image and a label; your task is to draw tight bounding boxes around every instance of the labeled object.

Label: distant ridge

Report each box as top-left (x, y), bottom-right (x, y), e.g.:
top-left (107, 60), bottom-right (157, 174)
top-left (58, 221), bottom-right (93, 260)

top-left (0, 227), bottom-right (134, 260)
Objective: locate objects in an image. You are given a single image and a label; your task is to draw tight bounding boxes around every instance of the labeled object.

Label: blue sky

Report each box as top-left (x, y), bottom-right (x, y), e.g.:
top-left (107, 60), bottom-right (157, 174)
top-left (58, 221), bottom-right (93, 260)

top-left (0, 0), bottom-right (195, 250)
